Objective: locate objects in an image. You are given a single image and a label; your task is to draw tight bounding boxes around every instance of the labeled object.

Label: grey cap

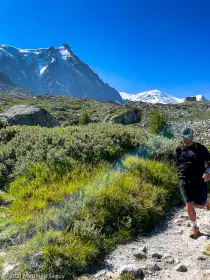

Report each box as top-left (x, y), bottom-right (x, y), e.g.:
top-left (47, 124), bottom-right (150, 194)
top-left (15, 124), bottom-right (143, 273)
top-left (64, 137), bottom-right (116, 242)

top-left (180, 127), bottom-right (193, 137)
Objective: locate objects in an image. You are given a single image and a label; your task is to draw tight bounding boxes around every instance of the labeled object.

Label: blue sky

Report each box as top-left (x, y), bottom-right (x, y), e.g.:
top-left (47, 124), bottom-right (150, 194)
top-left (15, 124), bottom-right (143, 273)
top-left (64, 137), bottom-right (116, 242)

top-left (1, 0), bottom-right (210, 98)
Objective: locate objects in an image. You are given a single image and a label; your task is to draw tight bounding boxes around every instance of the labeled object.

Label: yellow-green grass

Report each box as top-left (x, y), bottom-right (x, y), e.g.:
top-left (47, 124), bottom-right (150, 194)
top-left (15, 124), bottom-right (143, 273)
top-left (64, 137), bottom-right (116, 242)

top-left (204, 245), bottom-right (210, 257)
top-left (0, 156), bottom-right (181, 279)
top-left (1, 161), bottom-right (110, 224)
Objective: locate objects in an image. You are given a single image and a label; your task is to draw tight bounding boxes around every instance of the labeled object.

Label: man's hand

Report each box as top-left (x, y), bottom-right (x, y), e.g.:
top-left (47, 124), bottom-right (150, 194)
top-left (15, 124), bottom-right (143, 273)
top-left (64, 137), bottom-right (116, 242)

top-left (202, 173), bottom-right (210, 182)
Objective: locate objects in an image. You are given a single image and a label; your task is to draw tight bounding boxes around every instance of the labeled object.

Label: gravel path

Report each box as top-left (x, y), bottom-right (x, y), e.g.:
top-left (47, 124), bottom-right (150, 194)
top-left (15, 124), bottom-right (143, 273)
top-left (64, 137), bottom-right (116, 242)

top-left (77, 206), bottom-right (210, 280)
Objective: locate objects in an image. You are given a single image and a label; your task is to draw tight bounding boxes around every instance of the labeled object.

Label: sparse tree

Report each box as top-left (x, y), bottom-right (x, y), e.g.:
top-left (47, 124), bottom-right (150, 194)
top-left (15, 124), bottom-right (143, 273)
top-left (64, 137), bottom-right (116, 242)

top-left (79, 108), bottom-right (89, 125)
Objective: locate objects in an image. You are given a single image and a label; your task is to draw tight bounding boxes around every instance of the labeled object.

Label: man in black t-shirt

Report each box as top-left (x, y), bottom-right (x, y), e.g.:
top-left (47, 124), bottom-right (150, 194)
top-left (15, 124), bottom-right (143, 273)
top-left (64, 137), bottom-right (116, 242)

top-left (176, 127), bottom-right (210, 238)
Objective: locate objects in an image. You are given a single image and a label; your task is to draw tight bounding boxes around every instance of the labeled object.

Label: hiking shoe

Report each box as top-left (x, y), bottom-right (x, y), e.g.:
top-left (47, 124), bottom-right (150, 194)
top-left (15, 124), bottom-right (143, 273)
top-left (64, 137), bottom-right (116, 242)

top-left (189, 226), bottom-right (200, 239)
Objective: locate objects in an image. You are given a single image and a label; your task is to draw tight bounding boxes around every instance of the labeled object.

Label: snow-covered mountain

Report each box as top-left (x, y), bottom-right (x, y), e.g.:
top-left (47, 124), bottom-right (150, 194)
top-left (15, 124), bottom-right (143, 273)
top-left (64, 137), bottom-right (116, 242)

top-left (120, 90), bottom-right (184, 104)
top-left (0, 44), bottom-right (123, 102)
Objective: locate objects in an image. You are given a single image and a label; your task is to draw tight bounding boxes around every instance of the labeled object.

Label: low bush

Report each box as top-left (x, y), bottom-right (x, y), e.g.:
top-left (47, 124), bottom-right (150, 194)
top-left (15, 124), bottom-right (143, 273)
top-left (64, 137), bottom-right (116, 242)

top-left (0, 123), bottom-right (148, 190)
top-left (1, 156), bottom-right (180, 279)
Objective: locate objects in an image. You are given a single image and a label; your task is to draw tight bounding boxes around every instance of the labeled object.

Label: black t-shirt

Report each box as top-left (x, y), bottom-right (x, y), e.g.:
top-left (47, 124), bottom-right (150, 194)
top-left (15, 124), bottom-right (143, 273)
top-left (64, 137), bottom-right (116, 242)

top-left (175, 141), bottom-right (210, 180)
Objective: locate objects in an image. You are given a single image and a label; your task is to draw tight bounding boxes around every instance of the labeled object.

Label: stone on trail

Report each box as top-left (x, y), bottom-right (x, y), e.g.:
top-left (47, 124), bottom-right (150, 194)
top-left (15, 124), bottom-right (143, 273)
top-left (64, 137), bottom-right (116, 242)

top-left (120, 266), bottom-right (144, 278)
top-left (151, 252), bottom-right (162, 259)
top-left (164, 257), bottom-right (175, 264)
top-left (140, 246), bottom-right (147, 253)
top-left (146, 261), bottom-right (161, 272)
top-left (163, 253), bottom-right (171, 259)
top-left (197, 255), bottom-right (207, 261)
top-left (186, 221), bottom-right (191, 227)
top-left (175, 264), bottom-right (188, 272)
top-left (134, 251), bottom-right (147, 260)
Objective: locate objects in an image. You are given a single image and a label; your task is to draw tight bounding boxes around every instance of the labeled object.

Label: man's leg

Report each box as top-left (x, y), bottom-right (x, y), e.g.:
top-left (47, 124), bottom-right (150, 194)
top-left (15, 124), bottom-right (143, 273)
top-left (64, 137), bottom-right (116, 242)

top-left (186, 202), bottom-right (197, 221)
top-left (186, 202), bottom-right (200, 238)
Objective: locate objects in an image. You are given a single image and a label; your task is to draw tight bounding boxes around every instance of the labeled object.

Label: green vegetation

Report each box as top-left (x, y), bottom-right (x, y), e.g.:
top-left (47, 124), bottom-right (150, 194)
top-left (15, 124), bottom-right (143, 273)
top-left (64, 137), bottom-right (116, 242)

top-left (149, 109), bottom-right (173, 138)
top-left (120, 273), bottom-right (138, 280)
top-left (79, 108), bottom-right (90, 125)
top-left (0, 94), bottom-right (124, 126)
top-left (0, 124), bottom-right (149, 190)
top-left (0, 122), bottom-right (182, 279)
top-left (149, 109), bottom-right (167, 134)
top-left (1, 93), bottom-right (210, 279)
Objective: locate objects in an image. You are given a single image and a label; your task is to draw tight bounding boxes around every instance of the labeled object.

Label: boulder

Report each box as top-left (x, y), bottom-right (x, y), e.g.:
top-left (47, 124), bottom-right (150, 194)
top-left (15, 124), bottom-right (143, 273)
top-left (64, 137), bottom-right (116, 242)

top-left (0, 105), bottom-right (59, 127)
top-left (106, 108), bottom-right (141, 125)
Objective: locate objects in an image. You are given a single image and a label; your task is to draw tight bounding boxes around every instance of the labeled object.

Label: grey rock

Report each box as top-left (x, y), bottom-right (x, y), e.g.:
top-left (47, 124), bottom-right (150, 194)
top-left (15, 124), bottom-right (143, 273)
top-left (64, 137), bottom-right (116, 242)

top-left (120, 266), bottom-right (144, 278)
top-left (146, 261), bottom-right (161, 272)
top-left (151, 252), bottom-right (162, 259)
top-left (1, 200), bottom-right (13, 206)
top-left (0, 105), bottom-right (59, 127)
top-left (134, 252), bottom-right (147, 260)
top-left (175, 264), bottom-right (188, 272)
top-left (186, 221), bottom-right (191, 227)
top-left (140, 246), bottom-right (147, 253)
top-left (109, 108), bottom-right (141, 125)
top-left (197, 255), bottom-right (207, 261)
top-left (165, 258), bottom-right (175, 264)
top-left (163, 253), bottom-right (171, 259)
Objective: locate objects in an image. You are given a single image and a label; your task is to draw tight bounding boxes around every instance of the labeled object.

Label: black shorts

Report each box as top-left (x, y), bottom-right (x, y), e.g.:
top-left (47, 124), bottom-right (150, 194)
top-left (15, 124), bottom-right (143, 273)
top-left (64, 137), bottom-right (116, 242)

top-left (179, 178), bottom-right (208, 205)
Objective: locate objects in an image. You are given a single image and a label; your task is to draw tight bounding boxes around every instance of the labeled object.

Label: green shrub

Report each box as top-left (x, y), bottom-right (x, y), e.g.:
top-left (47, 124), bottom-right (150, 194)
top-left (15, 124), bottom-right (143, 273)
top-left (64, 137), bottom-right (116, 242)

top-left (145, 134), bottom-right (179, 162)
top-left (0, 124), bottom-right (148, 190)
top-left (149, 109), bottom-right (173, 138)
top-left (79, 108), bottom-right (89, 125)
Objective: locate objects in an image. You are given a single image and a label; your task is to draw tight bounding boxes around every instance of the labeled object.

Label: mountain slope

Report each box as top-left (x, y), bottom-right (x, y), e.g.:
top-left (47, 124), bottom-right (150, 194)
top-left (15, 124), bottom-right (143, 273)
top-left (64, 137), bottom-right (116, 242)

top-left (0, 44), bottom-right (122, 102)
top-left (120, 90), bottom-right (184, 104)
top-left (0, 72), bottom-right (32, 97)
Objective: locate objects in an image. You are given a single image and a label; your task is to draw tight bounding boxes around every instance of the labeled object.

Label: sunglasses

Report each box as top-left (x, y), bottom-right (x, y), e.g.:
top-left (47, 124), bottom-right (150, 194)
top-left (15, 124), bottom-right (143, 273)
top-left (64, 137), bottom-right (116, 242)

top-left (181, 134), bottom-right (191, 139)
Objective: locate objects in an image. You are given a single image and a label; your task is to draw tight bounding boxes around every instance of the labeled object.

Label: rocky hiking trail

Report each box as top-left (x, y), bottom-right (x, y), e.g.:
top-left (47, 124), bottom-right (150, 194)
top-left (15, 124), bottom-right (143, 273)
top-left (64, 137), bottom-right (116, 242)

top-left (77, 206), bottom-right (210, 280)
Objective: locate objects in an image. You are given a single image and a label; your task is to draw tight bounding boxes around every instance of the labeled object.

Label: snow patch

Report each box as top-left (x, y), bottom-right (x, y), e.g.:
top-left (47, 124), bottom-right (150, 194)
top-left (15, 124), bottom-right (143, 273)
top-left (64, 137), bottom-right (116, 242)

top-left (21, 70), bottom-right (27, 78)
top-left (19, 49), bottom-right (32, 53)
top-left (40, 65), bottom-right (48, 75)
top-left (56, 80), bottom-right (65, 88)
top-left (73, 68), bottom-right (84, 77)
top-left (59, 48), bottom-right (72, 60)
top-left (0, 48), bottom-right (14, 58)
top-left (56, 80), bottom-right (69, 93)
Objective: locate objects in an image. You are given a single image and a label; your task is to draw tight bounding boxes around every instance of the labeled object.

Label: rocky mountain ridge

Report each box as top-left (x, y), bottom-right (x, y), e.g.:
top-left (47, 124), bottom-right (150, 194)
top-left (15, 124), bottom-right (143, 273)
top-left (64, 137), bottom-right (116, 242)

top-left (0, 44), bottom-right (123, 102)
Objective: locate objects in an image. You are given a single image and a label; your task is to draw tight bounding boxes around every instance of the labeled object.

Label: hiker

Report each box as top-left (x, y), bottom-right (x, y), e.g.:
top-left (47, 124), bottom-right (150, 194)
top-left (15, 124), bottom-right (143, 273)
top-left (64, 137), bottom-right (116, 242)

top-left (175, 127), bottom-right (210, 238)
